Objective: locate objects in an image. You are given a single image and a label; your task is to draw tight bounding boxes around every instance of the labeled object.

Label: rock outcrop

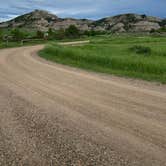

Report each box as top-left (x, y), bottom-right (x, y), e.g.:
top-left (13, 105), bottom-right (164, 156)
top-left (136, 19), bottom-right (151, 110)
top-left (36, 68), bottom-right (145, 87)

top-left (0, 10), bottom-right (165, 33)
top-left (94, 14), bottom-right (163, 32)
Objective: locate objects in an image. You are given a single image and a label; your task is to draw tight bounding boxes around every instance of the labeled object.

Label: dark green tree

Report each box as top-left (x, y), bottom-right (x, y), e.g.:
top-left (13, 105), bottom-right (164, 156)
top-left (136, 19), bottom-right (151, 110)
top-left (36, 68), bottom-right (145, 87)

top-left (11, 28), bottom-right (26, 41)
top-left (89, 30), bottom-right (96, 36)
top-left (55, 28), bottom-right (66, 40)
top-left (36, 30), bottom-right (44, 39)
top-left (65, 25), bottom-right (80, 38)
top-left (150, 29), bottom-right (156, 33)
top-left (48, 28), bottom-right (55, 40)
top-left (0, 29), bottom-right (2, 41)
top-left (141, 14), bottom-right (147, 19)
top-left (84, 30), bottom-right (91, 37)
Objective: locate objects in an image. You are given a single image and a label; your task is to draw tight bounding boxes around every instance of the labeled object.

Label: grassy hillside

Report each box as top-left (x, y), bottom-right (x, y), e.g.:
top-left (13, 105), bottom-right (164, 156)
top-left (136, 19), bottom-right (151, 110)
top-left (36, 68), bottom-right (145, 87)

top-left (39, 35), bottom-right (166, 83)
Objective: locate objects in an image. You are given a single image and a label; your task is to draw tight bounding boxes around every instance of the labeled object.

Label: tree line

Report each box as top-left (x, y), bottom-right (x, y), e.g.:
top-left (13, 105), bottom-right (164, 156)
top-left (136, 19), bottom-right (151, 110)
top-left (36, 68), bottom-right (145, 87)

top-left (0, 25), bottom-right (107, 42)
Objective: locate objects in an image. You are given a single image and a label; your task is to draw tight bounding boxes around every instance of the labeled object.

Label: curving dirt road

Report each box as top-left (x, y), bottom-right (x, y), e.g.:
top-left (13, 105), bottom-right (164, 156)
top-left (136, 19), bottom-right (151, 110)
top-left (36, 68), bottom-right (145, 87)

top-left (0, 45), bottom-right (166, 166)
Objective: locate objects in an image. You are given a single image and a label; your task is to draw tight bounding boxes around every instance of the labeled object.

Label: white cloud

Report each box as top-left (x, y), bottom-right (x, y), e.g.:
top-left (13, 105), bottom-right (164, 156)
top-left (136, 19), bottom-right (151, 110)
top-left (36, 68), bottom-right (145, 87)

top-left (50, 8), bottom-right (97, 16)
top-left (0, 0), bottom-right (165, 22)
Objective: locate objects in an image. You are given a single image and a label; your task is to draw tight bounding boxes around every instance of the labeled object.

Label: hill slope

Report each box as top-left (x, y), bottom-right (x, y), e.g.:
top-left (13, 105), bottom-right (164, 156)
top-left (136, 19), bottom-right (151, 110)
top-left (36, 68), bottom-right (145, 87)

top-left (0, 10), bottom-right (165, 32)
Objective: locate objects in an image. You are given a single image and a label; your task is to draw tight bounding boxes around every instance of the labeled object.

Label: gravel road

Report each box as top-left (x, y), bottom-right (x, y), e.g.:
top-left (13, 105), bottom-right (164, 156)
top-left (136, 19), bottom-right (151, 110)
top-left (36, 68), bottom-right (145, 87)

top-left (0, 45), bottom-right (166, 166)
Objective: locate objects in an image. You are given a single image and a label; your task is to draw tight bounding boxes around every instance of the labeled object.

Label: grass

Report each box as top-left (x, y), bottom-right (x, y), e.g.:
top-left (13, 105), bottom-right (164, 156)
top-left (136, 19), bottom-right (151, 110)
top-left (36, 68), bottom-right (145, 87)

top-left (39, 35), bottom-right (166, 83)
top-left (0, 37), bottom-right (89, 49)
top-left (129, 45), bottom-right (152, 55)
top-left (0, 40), bottom-right (48, 49)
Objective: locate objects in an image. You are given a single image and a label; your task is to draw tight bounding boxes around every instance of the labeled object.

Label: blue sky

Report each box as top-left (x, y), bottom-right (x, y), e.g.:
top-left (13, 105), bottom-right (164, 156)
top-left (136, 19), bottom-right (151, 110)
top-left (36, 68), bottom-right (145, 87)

top-left (0, 0), bottom-right (166, 22)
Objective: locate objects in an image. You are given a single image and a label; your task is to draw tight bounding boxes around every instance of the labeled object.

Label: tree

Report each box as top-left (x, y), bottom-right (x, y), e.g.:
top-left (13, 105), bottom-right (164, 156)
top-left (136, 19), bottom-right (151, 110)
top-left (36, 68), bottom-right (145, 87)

top-left (127, 14), bottom-right (137, 23)
top-left (0, 29), bottom-right (2, 41)
top-left (48, 28), bottom-right (53, 36)
top-left (36, 30), bottom-right (44, 39)
top-left (55, 28), bottom-right (66, 40)
top-left (159, 20), bottom-right (166, 27)
top-left (48, 28), bottom-right (55, 40)
top-left (141, 14), bottom-right (147, 19)
top-left (88, 30), bottom-right (96, 36)
top-left (65, 25), bottom-right (80, 38)
top-left (157, 27), bottom-right (166, 33)
top-left (83, 30), bottom-right (90, 36)
top-left (11, 28), bottom-right (26, 41)
top-left (150, 29), bottom-right (156, 33)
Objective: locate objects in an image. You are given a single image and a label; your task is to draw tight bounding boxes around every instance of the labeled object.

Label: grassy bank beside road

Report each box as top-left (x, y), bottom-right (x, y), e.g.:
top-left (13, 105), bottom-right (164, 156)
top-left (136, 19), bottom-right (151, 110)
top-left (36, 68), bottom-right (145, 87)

top-left (0, 40), bottom-right (48, 49)
top-left (39, 36), bottom-right (166, 83)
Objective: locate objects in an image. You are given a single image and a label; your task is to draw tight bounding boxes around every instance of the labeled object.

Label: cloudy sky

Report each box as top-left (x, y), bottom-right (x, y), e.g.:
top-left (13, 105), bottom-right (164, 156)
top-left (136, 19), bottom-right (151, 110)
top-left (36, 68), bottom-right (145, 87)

top-left (0, 0), bottom-right (166, 22)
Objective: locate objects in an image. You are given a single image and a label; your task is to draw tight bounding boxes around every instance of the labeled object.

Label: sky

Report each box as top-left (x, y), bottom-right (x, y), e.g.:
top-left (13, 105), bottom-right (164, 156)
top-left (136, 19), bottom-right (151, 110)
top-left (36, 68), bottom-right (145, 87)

top-left (0, 0), bottom-right (166, 22)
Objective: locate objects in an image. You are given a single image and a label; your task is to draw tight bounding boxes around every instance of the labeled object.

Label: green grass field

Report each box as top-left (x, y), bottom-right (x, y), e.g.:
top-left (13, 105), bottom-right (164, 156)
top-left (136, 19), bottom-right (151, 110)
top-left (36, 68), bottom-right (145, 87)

top-left (39, 35), bottom-right (166, 83)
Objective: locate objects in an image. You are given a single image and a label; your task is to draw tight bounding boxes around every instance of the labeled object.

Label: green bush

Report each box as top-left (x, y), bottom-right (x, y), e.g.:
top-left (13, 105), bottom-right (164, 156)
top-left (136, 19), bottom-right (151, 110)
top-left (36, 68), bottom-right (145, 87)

top-left (36, 30), bottom-right (44, 39)
top-left (65, 25), bottom-right (80, 38)
top-left (157, 27), bottom-right (166, 33)
top-left (0, 30), bottom-right (2, 41)
top-left (130, 45), bottom-right (151, 55)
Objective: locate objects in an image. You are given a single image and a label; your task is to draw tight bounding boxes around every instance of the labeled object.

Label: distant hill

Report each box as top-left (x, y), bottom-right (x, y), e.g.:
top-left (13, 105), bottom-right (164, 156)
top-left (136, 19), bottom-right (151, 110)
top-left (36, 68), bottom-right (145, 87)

top-left (0, 10), bottom-right (165, 32)
top-left (93, 14), bottom-right (165, 32)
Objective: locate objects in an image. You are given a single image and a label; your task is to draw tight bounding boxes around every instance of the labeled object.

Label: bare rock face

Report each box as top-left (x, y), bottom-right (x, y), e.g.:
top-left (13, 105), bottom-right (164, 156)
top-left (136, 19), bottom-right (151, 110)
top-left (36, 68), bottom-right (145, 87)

top-left (52, 18), bottom-right (92, 31)
top-left (0, 10), bottom-right (60, 31)
top-left (111, 23), bottom-right (126, 32)
top-left (93, 13), bottom-right (163, 32)
top-left (130, 21), bottom-right (161, 32)
top-left (0, 22), bottom-right (10, 28)
top-left (0, 10), bottom-right (165, 33)
top-left (0, 10), bottom-right (93, 31)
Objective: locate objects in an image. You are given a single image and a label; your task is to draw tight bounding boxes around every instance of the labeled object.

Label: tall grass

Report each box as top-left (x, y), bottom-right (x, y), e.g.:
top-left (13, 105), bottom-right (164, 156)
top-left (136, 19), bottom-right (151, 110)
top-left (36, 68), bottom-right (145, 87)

top-left (129, 45), bottom-right (151, 55)
top-left (39, 36), bottom-right (166, 83)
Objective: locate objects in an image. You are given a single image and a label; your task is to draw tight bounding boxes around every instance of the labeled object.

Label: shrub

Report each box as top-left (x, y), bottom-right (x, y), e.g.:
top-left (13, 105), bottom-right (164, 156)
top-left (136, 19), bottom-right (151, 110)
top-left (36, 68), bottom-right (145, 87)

top-left (0, 30), bottom-right (2, 41)
top-left (55, 28), bottom-right (66, 40)
top-left (130, 45), bottom-right (151, 55)
top-left (150, 29), bottom-right (156, 33)
top-left (156, 27), bottom-right (166, 33)
top-left (36, 30), bottom-right (44, 39)
top-left (126, 14), bottom-right (137, 23)
top-left (65, 25), bottom-right (80, 38)
top-left (11, 28), bottom-right (28, 41)
top-left (141, 14), bottom-right (147, 19)
top-left (47, 28), bottom-right (56, 40)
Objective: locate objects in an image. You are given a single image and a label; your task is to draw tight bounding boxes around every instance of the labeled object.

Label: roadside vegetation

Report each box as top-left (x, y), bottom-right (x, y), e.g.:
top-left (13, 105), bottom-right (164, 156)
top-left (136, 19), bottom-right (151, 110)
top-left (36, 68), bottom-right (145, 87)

top-left (0, 25), bottom-right (106, 49)
top-left (0, 28), bottom-right (47, 48)
top-left (1, 25), bottom-right (166, 83)
top-left (39, 36), bottom-right (166, 83)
